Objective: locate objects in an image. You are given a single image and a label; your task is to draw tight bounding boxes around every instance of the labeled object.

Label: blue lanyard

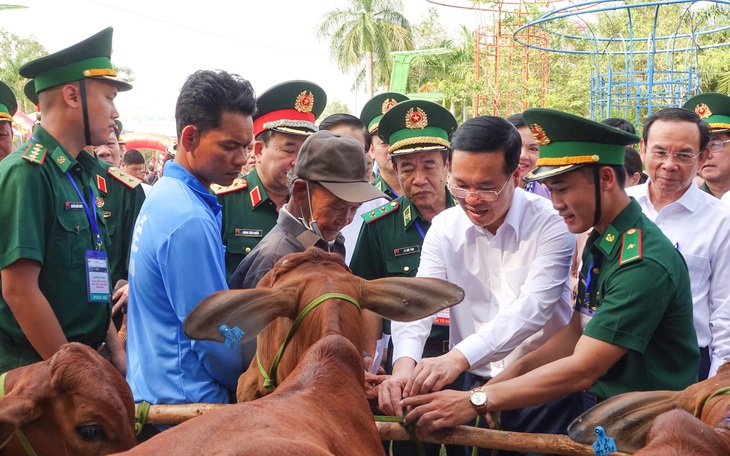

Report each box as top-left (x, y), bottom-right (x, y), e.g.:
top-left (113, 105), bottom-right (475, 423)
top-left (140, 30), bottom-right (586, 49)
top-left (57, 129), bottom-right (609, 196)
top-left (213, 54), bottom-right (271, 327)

top-left (414, 219), bottom-right (426, 239)
top-left (65, 171), bottom-right (102, 250)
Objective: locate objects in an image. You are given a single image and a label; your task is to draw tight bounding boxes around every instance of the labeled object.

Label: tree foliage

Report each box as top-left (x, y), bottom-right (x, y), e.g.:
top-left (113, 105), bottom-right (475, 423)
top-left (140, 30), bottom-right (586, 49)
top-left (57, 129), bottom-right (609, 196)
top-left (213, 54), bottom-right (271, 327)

top-left (0, 28), bottom-right (46, 114)
top-left (317, 0), bottom-right (413, 98)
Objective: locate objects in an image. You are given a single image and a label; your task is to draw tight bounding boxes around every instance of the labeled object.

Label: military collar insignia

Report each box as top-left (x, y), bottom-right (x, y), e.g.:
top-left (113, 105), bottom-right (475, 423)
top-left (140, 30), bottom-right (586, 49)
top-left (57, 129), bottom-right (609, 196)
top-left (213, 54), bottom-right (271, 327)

top-left (381, 98), bottom-right (398, 114)
top-left (403, 204), bottom-right (412, 227)
top-left (695, 103), bottom-right (712, 119)
top-left (20, 142), bottom-right (47, 165)
top-left (597, 225), bottom-right (621, 256)
top-left (405, 107), bottom-right (428, 129)
top-left (250, 185), bottom-right (263, 207)
top-left (96, 174), bottom-right (108, 194)
top-left (295, 91), bottom-right (314, 113)
top-left (50, 147), bottom-right (72, 172)
top-left (530, 123), bottom-right (551, 146)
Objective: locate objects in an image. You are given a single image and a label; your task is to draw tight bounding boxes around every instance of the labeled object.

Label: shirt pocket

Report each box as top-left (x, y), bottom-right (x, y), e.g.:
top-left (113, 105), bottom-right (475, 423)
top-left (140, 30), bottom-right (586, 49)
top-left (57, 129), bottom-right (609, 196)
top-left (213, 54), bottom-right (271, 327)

top-left (52, 211), bottom-right (90, 269)
top-left (681, 252), bottom-right (710, 296)
top-left (225, 233), bottom-right (261, 256)
top-left (385, 255), bottom-right (420, 277)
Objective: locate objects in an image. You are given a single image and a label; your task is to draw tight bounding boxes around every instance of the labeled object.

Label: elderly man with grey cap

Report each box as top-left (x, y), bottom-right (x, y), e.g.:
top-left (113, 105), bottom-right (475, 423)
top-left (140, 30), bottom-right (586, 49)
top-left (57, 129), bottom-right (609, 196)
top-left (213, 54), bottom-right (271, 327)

top-left (228, 130), bottom-right (389, 290)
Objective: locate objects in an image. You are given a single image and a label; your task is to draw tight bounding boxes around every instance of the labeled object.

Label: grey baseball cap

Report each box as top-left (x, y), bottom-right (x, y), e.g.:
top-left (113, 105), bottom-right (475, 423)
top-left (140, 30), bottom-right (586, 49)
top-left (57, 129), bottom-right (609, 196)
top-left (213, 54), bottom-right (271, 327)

top-left (294, 130), bottom-right (389, 203)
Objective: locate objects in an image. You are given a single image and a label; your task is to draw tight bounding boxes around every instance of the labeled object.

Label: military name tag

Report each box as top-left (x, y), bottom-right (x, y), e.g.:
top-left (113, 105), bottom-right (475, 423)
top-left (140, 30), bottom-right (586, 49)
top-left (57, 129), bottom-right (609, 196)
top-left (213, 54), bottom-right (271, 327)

top-left (394, 245), bottom-right (420, 256)
top-left (65, 202), bottom-right (84, 211)
top-left (235, 228), bottom-right (263, 237)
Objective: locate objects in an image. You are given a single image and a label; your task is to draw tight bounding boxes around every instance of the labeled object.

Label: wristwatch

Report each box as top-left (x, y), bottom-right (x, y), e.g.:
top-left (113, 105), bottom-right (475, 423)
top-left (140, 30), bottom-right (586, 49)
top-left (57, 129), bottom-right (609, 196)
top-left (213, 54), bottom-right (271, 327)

top-left (469, 387), bottom-right (488, 416)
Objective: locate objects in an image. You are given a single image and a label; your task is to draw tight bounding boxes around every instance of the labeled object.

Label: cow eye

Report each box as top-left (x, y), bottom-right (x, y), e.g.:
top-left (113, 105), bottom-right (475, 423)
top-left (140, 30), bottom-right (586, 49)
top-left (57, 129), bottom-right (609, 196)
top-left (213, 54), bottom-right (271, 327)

top-left (77, 424), bottom-right (106, 441)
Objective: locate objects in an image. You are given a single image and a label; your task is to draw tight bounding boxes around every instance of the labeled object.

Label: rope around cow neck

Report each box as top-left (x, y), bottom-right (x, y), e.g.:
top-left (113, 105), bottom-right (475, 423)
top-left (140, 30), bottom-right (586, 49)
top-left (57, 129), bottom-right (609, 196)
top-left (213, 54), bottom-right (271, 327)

top-left (0, 372), bottom-right (39, 456)
top-left (256, 292), bottom-right (361, 392)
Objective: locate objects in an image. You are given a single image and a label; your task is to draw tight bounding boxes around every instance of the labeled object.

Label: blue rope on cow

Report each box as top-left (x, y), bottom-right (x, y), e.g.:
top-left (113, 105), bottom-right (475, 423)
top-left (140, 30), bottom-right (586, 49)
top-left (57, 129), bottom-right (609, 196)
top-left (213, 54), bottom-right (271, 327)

top-left (0, 372), bottom-right (40, 456)
top-left (257, 292), bottom-right (361, 392)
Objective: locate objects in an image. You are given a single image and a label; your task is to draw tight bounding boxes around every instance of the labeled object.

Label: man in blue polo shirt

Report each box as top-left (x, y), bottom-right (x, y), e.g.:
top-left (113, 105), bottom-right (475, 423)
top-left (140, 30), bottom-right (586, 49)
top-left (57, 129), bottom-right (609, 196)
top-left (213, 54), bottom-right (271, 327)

top-left (125, 70), bottom-right (256, 433)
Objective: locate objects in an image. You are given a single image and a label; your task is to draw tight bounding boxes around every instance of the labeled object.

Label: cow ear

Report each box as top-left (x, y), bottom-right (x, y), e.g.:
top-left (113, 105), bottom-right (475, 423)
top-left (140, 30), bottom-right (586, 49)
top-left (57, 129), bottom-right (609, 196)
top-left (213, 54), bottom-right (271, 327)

top-left (184, 287), bottom-right (298, 343)
top-left (358, 277), bottom-right (464, 321)
top-left (0, 369), bottom-right (50, 448)
top-left (568, 389), bottom-right (681, 453)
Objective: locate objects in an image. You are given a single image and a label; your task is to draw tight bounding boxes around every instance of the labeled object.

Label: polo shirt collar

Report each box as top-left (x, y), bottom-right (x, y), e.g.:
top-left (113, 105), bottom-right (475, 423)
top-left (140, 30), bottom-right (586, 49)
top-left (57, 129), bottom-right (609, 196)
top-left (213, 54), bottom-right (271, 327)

top-left (163, 161), bottom-right (221, 215)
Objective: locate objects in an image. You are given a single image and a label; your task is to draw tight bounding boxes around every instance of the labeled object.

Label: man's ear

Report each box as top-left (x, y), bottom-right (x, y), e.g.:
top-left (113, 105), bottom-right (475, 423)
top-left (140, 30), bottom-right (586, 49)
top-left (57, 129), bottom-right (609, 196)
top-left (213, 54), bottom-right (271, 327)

top-left (291, 179), bottom-right (308, 205)
top-left (61, 83), bottom-right (82, 108)
top-left (599, 165), bottom-right (617, 191)
top-left (180, 125), bottom-right (199, 155)
top-left (638, 138), bottom-right (647, 161)
top-left (253, 140), bottom-right (264, 163)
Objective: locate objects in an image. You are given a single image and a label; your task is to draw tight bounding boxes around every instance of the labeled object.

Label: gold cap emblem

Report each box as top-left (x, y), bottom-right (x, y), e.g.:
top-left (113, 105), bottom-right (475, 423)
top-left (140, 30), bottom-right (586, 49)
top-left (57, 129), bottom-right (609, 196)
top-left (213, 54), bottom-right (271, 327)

top-left (530, 124), bottom-right (550, 146)
top-left (695, 103), bottom-right (712, 119)
top-left (381, 98), bottom-right (398, 114)
top-left (294, 91), bottom-right (314, 113)
top-left (405, 107), bottom-right (428, 130)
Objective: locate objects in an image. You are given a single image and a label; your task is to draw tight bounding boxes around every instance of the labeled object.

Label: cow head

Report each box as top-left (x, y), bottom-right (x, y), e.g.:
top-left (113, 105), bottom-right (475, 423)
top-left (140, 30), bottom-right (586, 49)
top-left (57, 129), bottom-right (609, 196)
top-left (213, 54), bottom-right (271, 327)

top-left (0, 343), bottom-right (136, 456)
top-left (183, 247), bottom-right (464, 401)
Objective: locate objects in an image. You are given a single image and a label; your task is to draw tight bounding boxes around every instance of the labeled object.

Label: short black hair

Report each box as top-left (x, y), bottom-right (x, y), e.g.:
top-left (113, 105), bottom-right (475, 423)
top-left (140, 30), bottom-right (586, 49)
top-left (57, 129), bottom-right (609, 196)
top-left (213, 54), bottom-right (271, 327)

top-left (318, 113), bottom-right (371, 151)
top-left (579, 164), bottom-right (628, 189)
top-left (601, 117), bottom-right (637, 136)
top-left (450, 116), bottom-right (521, 176)
top-left (643, 107), bottom-right (711, 152)
top-left (123, 149), bottom-right (145, 165)
top-left (506, 113), bottom-right (526, 129)
top-left (175, 70), bottom-right (257, 137)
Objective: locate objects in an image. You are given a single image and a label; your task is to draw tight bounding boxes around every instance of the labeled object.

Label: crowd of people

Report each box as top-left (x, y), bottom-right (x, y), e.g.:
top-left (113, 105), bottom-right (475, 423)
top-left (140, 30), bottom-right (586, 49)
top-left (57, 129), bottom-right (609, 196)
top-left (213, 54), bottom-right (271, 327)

top-left (1, 27), bottom-right (730, 456)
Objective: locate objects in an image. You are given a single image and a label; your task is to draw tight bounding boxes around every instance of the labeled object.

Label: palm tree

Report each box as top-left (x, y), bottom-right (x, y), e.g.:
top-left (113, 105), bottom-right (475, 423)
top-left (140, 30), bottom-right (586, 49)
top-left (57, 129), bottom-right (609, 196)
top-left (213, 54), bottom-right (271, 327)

top-left (317, 0), bottom-right (413, 98)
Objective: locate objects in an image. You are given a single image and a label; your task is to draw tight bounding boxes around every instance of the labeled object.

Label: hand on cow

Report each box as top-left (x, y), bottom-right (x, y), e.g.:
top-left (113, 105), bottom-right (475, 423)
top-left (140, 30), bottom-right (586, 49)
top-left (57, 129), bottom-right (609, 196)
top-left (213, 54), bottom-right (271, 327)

top-left (404, 351), bottom-right (469, 397)
top-left (112, 283), bottom-right (129, 316)
top-left (401, 389), bottom-right (476, 435)
top-left (379, 358), bottom-right (415, 416)
top-left (364, 372), bottom-right (388, 403)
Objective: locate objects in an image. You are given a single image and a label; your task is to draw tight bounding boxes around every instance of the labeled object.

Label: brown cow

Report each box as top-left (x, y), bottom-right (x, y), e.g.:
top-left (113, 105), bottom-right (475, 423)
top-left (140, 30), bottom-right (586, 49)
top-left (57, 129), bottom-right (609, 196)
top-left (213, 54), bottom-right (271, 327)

top-left (0, 343), bottom-right (136, 456)
top-left (569, 362), bottom-right (730, 454)
top-left (113, 335), bottom-right (386, 455)
top-left (183, 247), bottom-right (465, 402)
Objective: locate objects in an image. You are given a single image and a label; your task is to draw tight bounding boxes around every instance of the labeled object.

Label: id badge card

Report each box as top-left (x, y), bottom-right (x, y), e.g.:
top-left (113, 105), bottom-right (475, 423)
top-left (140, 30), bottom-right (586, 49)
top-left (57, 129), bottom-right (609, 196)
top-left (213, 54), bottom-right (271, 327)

top-left (86, 250), bottom-right (111, 302)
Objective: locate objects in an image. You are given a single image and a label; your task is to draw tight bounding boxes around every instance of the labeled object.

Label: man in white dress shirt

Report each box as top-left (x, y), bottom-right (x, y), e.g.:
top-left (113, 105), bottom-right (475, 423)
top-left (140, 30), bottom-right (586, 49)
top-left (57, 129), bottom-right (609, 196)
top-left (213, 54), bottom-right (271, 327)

top-left (627, 106), bottom-right (730, 379)
top-left (379, 116), bottom-right (581, 455)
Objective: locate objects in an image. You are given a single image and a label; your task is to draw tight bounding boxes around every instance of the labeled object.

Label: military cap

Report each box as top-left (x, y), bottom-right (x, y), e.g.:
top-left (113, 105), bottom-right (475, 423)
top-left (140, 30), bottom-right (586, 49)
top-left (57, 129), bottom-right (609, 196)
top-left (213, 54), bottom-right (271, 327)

top-left (252, 80), bottom-right (325, 138)
top-left (23, 80), bottom-right (38, 107)
top-left (19, 27), bottom-right (132, 95)
top-left (360, 92), bottom-right (409, 134)
top-left (524, 108), bottom-right (640, 182)
top-left (683, 92), bottom-right (730, 133)
top-left (378, 99), bottom-right (457, 156)
top-left (0, 81), bottom-right (17, 122)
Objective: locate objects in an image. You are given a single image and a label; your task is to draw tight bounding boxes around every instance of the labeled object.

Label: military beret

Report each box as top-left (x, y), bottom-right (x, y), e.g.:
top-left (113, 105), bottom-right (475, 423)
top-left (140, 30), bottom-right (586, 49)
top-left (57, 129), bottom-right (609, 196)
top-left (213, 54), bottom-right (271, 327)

top-left (682, 92), bottom-right (730, 133)
top-left (252, 80), bottom-right (326, 138)
top-left (0, 81), bottom-right (17, 122)
top-left (19, 27), bottom-right (132, 95)
top-left (360, 92), bottom-right (409, 134)
top-left (524, 108), bottom-right (640, 182)
top-left (378, 99), bottom-right (457, 156)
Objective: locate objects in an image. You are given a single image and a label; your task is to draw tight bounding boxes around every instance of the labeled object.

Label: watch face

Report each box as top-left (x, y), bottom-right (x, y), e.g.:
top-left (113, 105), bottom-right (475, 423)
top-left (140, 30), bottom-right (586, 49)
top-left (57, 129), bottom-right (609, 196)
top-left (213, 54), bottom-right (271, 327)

top-left (470, 389), bottom-right (487, 406)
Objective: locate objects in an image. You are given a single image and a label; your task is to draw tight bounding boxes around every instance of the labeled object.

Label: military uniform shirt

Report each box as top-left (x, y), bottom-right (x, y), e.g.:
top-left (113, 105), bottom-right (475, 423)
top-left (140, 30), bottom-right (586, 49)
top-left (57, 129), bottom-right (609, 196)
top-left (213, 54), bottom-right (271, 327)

top-left (91, 157), bottom-right (145, 286)
top-left (0, 125), bottom-right (111, 369)
top-left (372, 174), bottom-right (400, 200)
top-left (215, 168), bottom-right (279, 280)
top-left (576, 199), bottom-right (699, 400)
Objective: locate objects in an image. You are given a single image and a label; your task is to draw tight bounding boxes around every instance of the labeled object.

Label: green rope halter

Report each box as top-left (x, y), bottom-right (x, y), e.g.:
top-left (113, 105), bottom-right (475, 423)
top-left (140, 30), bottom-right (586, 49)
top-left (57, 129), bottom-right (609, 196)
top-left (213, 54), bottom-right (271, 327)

top-left (0, 372), bottom-right (39, 456)
top-left (257, 292), bottom-right (360, 392)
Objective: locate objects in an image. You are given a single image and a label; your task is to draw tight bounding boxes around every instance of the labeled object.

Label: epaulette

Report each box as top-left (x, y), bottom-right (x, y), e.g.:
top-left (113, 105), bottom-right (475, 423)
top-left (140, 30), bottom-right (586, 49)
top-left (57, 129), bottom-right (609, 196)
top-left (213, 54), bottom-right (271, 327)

top-left (619, 228), bottom-right (642, 266)
top-left (362, 201), bottom-right (399, 224)
top-left (20, 142), bottom-right (47, 165)
top-left (108, 167), bottom-right (142, 189)
top-left (211, 178), bottom-right (248, 195)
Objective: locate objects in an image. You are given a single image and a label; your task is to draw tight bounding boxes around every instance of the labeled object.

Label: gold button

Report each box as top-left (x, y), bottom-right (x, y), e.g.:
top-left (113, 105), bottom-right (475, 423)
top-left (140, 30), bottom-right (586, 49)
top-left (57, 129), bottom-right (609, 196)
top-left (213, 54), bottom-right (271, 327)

top-left (391, 202), bottom-right (397, 207)
top-left (627, 228), bottom-right (636, 235)
top-left (245, 247), bottom-right (251, 254)
top-left (403, 266), bottom-right (410, 272)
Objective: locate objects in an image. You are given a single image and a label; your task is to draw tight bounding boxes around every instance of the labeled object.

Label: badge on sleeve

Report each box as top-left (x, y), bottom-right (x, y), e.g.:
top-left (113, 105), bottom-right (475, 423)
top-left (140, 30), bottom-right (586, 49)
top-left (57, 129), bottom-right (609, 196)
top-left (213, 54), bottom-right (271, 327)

top-left (85, 250), bottom-right (111, 302)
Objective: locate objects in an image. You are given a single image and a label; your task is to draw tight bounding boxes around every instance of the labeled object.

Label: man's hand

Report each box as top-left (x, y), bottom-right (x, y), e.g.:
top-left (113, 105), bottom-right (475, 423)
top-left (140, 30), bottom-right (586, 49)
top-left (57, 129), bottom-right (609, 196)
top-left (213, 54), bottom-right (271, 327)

top-left (378, 358), bottom-right (415, 416)
top-left (401, 389), bottom-right (476, 434)
top-left (404, 350), bottom-right (469, 397)
top-left (111, 283), bottom-right (129, 316)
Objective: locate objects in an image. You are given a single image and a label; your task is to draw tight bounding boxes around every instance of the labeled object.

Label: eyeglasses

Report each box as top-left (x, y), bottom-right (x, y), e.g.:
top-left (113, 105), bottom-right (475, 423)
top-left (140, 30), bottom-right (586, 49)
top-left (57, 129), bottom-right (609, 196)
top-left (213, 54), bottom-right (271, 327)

top-left (708, 139), bottom-right (730, 152)
top-left (449, 178), bottom-right (510, 202)
top-left (648, 150), bottom-right (699, 164)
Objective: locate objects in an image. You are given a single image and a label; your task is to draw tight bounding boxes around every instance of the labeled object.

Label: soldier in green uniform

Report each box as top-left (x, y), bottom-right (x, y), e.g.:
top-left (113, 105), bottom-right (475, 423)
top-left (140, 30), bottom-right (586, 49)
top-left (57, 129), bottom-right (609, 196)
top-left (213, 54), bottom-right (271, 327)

top-left (0, 28), bottom-right (131, 373)
top-left (400, 109), bottom-right (699, 438)
top-left (683, 93), bottom-right (730, 198)
top-left (213, 80), bottom-right (326, 280)
top-left (0, 81), bottom-right (17, 161)
top-left (351, 100), bottom-right (458, 456)
top-left (360, 92), bottom-right (409, 199)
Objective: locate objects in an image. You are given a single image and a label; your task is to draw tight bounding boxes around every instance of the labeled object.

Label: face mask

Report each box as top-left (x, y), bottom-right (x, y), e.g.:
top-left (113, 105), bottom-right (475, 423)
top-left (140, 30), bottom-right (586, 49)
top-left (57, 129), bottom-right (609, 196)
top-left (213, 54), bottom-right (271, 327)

top-left (298, 181), bottom-right (324, 239)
